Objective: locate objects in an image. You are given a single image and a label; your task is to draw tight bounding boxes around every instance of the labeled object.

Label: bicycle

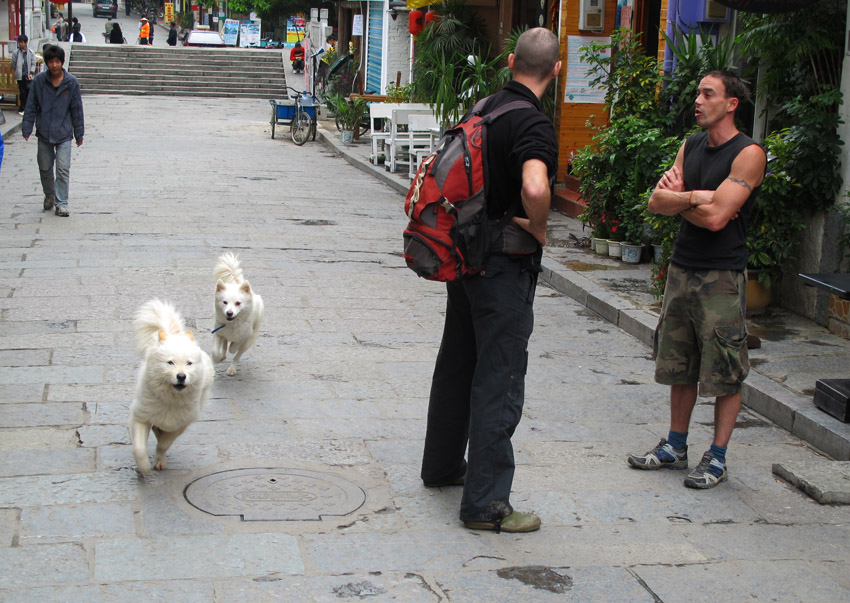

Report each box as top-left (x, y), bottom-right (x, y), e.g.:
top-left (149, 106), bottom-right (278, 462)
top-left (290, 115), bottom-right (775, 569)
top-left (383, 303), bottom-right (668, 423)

top-left (286, 86), bottom-right (319, 146)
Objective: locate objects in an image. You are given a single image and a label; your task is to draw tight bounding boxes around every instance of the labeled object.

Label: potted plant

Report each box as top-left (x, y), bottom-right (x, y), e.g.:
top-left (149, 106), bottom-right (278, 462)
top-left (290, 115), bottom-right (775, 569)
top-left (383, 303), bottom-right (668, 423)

top-left (325, 94), bottom-right (368, 144)
top-left (410, 0), bottom-right (507, 128)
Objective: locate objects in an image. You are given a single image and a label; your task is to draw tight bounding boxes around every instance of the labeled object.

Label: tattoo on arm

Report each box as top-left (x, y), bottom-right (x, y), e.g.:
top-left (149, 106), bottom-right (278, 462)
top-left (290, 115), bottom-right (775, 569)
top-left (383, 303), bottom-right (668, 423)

top-left (727, 177), bottom-right (752, 192)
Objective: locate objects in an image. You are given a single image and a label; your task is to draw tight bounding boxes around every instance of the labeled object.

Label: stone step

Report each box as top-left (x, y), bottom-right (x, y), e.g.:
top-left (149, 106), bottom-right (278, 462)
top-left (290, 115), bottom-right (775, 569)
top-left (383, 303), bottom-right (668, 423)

top-left (68, 44), bottom-right (288, 100)
top-left (72, 68), bottom-right (285, 81)
top-left (69, 45), bottom-right (284, 58)
top-left (81, 87), bottom-right (282, 99)
top-left (70, 54), bottom-right (284, 65)
top-left (78, 84), bottom-right (286, 95)
top-left (71, 66), bottom-right (283, 78)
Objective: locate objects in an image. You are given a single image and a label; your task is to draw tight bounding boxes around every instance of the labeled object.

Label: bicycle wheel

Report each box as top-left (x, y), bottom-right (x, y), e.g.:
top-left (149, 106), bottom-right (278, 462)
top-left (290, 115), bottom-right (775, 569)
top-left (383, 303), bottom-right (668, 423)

top-left (357, 117), bottom-right (370, 138)
top-left (291, 111), bottom-right (312, 145)
top-left (311, 116), bottom-right (317, 141)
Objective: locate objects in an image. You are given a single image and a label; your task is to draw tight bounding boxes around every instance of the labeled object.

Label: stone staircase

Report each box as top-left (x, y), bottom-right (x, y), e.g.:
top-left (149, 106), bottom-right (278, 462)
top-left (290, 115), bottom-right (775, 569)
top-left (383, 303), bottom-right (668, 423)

top-left (68, 44), bottom-right (288, 99)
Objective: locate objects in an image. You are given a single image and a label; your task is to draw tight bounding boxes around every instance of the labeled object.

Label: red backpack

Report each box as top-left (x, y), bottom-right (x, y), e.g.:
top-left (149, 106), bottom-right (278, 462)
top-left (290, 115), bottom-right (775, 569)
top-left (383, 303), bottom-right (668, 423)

top-left (403, 97), bottom-right (535, 282)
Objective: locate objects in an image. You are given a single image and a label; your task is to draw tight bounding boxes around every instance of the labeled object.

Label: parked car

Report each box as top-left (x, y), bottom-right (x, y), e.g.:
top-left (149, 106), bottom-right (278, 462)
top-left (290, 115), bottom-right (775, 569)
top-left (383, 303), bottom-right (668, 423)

top-left (93, 0), bottom-right (118, 18)
top-left (182, 30), bottom-right (225, 47)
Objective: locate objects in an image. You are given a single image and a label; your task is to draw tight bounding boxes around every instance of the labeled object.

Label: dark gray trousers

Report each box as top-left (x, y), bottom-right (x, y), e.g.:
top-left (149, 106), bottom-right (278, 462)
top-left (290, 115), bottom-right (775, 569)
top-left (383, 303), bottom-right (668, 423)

top-left (421, 254), bottom-right (536, 522)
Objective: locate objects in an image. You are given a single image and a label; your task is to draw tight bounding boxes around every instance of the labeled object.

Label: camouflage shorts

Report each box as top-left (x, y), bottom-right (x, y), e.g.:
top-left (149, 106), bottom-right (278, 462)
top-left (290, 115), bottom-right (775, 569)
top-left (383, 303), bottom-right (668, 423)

top-left (653, 264), bottom-right (749, 397)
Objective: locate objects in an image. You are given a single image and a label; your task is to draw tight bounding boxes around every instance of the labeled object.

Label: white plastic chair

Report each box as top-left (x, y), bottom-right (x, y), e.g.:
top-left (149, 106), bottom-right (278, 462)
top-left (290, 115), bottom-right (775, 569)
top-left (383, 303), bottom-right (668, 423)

top-left (387, 108), bottom-right (435, 174)
top-left (406, 113), bottom-right (441, 179)
top-left (369, 102), bottom-right (401, 165)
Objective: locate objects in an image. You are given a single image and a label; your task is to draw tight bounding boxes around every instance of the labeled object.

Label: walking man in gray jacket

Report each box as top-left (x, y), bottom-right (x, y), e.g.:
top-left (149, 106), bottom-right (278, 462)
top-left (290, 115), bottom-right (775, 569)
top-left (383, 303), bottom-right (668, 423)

top-left (10, 34), bottom-right (37, 115)
top-left (22, 44), bottom-right (84, 217)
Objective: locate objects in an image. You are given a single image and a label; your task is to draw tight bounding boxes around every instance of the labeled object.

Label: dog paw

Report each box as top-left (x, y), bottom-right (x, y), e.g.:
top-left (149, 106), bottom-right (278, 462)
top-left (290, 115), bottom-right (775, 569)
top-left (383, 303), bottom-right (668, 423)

top-left (154, 456), bottom-right (167, 471)
top-left (226, 365), bottom-right (237, 376)
top-left (136, 460), bottom-right (151, 475)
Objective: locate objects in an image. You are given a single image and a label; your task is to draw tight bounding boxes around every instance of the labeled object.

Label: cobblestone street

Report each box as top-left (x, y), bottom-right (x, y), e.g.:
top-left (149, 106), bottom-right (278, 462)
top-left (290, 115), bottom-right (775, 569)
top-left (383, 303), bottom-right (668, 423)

top-left (1, 95), bottom-right (849, 601)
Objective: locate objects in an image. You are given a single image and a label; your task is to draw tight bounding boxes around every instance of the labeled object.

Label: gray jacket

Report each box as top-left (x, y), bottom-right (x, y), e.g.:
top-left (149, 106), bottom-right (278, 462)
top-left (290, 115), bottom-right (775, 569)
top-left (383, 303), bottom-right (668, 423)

top-left (10, 47), bottom-right (37, 81)
top-left (22, 69), bottom-right (85, 144)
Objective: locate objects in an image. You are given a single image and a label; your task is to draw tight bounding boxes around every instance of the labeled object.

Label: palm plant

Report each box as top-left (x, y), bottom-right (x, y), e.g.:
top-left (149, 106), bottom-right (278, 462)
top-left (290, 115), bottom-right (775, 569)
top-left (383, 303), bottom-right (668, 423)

top-left (499, 26), bottom-right (556, 122)
top-left (411, 0), bottom-right (504, 127)
top-left (660, 25), bottom-right (736, 137)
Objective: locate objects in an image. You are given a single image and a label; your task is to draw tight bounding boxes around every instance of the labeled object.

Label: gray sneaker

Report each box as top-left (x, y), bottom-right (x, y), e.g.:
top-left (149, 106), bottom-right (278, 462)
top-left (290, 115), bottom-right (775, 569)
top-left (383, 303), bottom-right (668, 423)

top-left (683, 451), bottom-right (728, 489)
top-left (43, 196), bottom-right (55, 211)
top-left (627, 438), bottom-right (688, 470)
top-left (54, 205), bottom-right (69, 217)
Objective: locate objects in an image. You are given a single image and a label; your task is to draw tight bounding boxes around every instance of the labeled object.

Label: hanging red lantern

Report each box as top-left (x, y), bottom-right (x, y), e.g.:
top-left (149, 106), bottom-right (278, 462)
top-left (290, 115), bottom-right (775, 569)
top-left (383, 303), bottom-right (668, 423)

top-left (424, 9), bottom-right (440, 24)
top-left (409, 9), bottom-right (424, 36)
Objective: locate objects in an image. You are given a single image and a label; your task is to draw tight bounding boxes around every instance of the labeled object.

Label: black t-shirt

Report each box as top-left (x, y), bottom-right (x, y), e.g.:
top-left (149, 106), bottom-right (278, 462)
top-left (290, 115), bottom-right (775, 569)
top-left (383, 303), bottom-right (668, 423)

top-left (478, 80), bottom-right (558, 220)
top-left (672, 131), bottom-right (763, 271)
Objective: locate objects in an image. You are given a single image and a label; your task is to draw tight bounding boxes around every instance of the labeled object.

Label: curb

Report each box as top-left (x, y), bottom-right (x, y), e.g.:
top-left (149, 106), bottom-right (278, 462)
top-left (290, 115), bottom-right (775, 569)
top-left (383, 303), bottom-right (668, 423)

top-left (317, 126), bottom-right (850, 462)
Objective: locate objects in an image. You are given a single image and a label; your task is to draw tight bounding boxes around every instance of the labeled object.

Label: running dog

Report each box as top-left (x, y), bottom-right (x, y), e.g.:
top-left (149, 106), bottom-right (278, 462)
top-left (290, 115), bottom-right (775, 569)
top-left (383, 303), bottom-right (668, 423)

top-left (212, 252), bottom-right (264, 376)
top-left (129, 299), bottom-right (214, 475)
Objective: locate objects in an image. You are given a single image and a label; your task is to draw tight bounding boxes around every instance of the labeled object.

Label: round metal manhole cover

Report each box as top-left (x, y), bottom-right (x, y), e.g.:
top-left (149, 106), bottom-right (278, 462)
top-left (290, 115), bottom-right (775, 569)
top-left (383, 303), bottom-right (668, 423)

top-left (184, 468), bottom-right (366, 521)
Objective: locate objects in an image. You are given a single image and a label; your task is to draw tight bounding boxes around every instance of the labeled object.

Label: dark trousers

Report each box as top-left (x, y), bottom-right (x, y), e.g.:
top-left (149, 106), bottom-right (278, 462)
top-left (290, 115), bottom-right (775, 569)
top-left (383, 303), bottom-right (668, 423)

top-left (17, 79), bottom-right (30, 112)
top-left (421, 254), bottom-right (537, 522)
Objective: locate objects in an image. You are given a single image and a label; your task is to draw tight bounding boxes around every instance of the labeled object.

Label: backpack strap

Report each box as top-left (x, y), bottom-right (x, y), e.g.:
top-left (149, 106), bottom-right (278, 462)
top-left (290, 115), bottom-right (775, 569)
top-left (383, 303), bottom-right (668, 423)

top-left (480, 99), bottom-right (536, 123)
top-left (479, 98), bottom-right (542, 251)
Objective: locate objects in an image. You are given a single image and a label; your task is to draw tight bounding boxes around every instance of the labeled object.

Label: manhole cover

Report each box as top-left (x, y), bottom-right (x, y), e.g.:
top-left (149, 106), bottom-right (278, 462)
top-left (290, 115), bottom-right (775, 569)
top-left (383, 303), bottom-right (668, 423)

top-left (184, 468), bottom-right (366, 521)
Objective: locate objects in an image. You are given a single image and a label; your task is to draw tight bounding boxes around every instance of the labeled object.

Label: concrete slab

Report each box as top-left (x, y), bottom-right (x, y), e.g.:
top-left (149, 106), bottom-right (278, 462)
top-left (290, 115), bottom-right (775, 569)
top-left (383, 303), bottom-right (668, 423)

top-left (93, 534), bottom-right (303, 581)
top-left (773, 460), bottom-right (850, 504)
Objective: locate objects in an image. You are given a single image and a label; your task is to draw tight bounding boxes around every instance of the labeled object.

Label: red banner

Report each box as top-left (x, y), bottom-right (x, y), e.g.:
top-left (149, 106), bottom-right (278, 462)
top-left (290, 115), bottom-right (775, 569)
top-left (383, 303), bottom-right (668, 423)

top-left (9, 0), bottom-right (20, 39)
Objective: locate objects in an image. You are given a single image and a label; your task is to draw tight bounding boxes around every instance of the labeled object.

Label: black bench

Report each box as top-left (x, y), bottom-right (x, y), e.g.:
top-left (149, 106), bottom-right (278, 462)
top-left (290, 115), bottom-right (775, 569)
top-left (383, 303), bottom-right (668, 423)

top-left (799, 273), bottom-right (850, 421)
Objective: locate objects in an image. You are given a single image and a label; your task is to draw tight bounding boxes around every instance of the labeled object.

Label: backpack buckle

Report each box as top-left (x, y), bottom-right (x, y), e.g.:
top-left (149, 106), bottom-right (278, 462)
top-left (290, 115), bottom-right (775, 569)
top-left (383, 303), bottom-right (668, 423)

top-left (440, 199), bottom-right (457, 216)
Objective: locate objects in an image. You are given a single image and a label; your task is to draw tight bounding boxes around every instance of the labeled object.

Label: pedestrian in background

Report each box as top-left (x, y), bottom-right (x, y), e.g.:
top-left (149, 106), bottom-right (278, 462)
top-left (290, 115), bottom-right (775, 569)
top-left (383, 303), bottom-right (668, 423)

top-left (290, 41), bottom-right (304, 73)
top-left (52, 13), bottom-right (65, 41)
top-left (109, 22), bottom-right (125, 44)
top-left (21, 44), bottom-right (85, 218)
top-left (71, 17), bottom-right (83, 42)
top-left (167, 22), bottom-right (178, 46)
top-left (139, 17), bottom-right (150, 45)
top-left (10, 34), bottom-right (37, 116)
top-left (627, 71), bottom-right (766, 489)
top-left (419, 27), bottom-right (561, 534)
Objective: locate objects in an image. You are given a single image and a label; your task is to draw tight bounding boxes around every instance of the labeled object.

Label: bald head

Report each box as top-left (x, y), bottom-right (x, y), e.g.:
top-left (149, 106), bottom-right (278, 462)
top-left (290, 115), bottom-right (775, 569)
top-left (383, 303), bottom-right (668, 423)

top-left (512, 28), bottom-right (559, 81)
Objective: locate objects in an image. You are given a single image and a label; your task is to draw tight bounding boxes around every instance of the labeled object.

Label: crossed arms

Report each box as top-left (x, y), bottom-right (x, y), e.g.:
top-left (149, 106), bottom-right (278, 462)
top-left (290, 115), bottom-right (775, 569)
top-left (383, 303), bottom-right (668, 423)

top-left (648, 142), bottom-right (766, 232)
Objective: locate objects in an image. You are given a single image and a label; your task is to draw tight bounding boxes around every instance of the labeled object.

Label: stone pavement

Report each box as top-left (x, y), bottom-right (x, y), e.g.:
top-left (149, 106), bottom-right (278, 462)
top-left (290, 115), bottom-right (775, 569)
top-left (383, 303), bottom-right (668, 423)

top-left (1, 98), bottom-right (850, 601)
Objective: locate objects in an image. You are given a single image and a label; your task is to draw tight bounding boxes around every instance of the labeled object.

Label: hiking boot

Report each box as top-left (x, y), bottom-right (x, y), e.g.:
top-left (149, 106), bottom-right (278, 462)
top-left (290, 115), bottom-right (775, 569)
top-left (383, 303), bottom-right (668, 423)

top-left (464, 511), bottom-right (541, 533)
top-left (423, 474), bottom-right (466, 488)
top-left (627, 438), bottom-right (688, 470)
top-left (683, 451), bottom-right (728, 489)
top-left (43, 195), bottom-right (55, 211)
top-left (54, 205), bottom-right (69, 217)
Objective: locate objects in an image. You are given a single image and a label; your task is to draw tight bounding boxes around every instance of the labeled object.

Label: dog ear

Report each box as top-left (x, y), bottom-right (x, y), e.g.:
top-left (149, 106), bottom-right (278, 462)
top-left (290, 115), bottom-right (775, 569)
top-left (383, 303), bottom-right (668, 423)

top-left (158, 329), bottom-right (168, 342)
top-left (240, 281), bottom-right (252, 294)
top-left (216, 279), bottom-right (227, 292)
top-left (185, 331), bottom-right (195, 341)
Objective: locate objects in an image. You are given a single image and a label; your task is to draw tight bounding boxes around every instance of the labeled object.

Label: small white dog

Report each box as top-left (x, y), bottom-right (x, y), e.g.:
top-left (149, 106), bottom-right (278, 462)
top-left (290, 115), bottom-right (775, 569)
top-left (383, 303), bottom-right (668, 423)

top-left (212, 253), bottom-right (264, 376)
top-left (129, 299), bottom-right (214, 475)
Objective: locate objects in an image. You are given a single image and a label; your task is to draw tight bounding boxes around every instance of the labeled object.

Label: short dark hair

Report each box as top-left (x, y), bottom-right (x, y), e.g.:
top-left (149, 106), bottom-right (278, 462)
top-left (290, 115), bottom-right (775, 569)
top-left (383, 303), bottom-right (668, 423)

top-left (18, 34), bottom-right (28, 43)
top-left (703, 70), bottom-right (750, 112)
top-left (43, 44), bottom-right (65, 64)
top-left (513, 27), bottom-right (559, 81)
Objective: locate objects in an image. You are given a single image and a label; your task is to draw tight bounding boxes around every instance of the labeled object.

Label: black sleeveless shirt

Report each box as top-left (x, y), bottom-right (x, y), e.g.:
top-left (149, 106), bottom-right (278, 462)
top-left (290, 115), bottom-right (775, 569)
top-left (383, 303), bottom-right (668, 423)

top-left (671, 131), bottom-right (763, 271)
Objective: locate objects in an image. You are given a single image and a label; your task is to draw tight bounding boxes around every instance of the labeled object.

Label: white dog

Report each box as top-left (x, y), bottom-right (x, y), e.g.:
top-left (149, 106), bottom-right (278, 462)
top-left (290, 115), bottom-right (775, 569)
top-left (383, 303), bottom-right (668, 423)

top-left (129, 299), bottom-right (214, 475)
top-left (212, 253), bottom-right (264, 376)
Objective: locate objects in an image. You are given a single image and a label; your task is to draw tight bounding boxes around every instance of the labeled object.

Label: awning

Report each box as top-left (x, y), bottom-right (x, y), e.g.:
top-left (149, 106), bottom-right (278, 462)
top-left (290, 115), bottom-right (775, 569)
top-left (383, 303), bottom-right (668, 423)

top-left (406, 0), bottom-right (440, 9)
top-left (714, 0), bottom-right (821, 13)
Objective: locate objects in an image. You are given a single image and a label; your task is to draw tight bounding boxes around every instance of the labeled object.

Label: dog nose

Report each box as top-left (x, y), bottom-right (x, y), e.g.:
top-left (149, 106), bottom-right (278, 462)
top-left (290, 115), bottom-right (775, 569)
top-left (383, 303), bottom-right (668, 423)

top-left (176, 373), bottom-right (186, 383)
top-left (226, 311), bottom-right (234, 318)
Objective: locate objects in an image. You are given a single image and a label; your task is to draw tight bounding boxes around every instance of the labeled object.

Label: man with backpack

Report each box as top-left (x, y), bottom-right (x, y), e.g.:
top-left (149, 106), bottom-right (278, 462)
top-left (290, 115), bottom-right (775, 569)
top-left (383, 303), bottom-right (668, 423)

top-left (418, 27), bottom-right (560, 533)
